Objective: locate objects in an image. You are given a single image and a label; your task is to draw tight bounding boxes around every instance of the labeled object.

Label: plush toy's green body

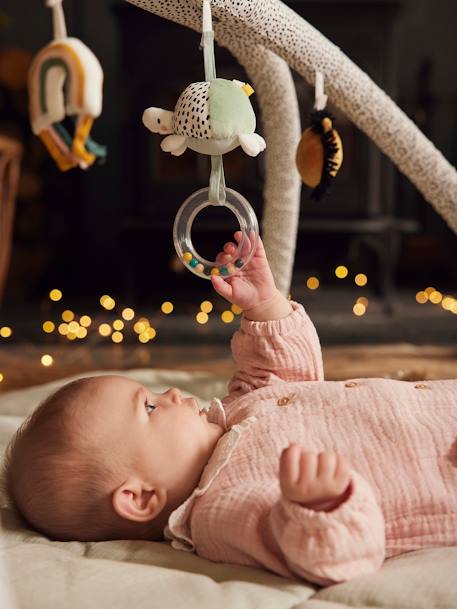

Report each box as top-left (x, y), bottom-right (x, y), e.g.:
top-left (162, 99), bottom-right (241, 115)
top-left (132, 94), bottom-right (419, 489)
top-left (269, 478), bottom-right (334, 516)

top-left (143, 78), bottom-right (265, 157)
top-left (207, 78), bottom-right (256, 138)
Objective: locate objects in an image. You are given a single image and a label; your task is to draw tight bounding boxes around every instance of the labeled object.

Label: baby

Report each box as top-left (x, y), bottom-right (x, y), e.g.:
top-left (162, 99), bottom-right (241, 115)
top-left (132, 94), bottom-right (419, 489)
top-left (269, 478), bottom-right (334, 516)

top-left (3, 234), bottom-right (457, 586)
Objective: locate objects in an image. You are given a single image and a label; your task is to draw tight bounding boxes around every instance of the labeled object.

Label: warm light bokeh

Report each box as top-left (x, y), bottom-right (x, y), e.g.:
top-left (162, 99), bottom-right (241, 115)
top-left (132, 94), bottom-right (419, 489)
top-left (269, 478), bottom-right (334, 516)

top-left (335, 265), bottom-right (349, 279)
top-left (49, 289), bottom-right (62, 302)
top-left (41, 354), bottom-right (53, 367)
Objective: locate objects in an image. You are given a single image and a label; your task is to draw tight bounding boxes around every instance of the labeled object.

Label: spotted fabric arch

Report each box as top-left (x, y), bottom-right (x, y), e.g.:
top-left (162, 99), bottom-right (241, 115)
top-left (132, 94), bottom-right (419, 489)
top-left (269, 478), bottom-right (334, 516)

top-left (127, 0), bottom-right (457, 295)
top-left (172, 82), bottom-right (212, 139)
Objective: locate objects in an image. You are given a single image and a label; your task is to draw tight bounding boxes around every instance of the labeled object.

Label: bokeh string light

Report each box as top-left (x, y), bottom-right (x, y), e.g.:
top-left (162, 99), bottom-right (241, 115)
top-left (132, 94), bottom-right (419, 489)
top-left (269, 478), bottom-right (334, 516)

top-left (306, 276), bottom-right (319, 290)
top-left (62, 310), bottom-right (74, 322)
top-left (161, 301), bottom-right (174, 314)
top-left (122, 308), bottom-right (135, 321)
top-left (100, 295), bottom-right (115, 310)
top-left (416, 287), bottom-right (457, 313)
top-left (221, 310), bottom-right (234, 323)
top-left (49, 289), bottom-right (62, 302)
top-left (0, 269), bottom-right (455, 388)
top-left (42, 321), bottom-right (55, 333)
top-left (196, 311), bottom-right (209, 324)
top-left (308, 266), bottom-right (370, 316)
top-left (41, 354), bottom-right (53, 367)
top-left (335, 265), bottom-right (349, 279)
top-left (200, 301), bottom-right (213, 314)
top-left (355, 273), bottom-right (368, 287)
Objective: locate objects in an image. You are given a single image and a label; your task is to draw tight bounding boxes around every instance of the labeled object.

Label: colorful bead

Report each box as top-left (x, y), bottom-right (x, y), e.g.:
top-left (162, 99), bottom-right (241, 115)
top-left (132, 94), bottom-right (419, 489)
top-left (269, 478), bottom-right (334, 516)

top-left (235, 259), bottom-right (244, 268)
top-left (195, 263), bottom-right (204, 273)
top-left (227, 263), bottom-right (237, 274)
top-left (211, 268), bottom-right (220, 276)
top-left (220, 266), bottom-right (229, 276)
top-left (190, 258), bottom-right (198, 268)
top-left (183, 252), bottom-right (193, 262)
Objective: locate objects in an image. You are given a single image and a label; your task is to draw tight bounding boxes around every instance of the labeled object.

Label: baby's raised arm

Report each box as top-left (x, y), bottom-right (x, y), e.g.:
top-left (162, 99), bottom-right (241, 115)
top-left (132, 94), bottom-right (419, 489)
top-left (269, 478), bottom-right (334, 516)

top-left (211, 231), bottom-right (292, 321)
top-left (211, 233), bottom-right (324, 399)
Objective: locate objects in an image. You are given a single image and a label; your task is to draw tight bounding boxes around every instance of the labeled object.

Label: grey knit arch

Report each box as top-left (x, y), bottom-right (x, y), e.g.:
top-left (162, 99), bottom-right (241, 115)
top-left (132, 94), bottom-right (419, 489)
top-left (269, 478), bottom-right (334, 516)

top-left (127, 0), bottom-right (457, 295)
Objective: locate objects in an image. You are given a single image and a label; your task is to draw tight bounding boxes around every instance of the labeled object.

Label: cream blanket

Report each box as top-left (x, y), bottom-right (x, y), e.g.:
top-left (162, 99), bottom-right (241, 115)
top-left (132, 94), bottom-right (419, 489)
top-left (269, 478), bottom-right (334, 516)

top-left (1, 369), bottom-right (456, 609)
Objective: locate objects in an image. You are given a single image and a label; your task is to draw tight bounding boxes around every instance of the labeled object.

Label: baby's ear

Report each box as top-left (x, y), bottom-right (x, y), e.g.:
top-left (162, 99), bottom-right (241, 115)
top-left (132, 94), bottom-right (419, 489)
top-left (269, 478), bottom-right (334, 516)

top-left (112, 477), bottom-right (167, 523)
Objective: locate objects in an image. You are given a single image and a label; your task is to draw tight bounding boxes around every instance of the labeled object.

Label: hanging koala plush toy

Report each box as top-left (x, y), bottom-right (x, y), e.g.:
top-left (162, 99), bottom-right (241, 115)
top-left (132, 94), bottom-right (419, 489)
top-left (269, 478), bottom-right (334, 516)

top-left (142, 78), bottom-right (266, 157)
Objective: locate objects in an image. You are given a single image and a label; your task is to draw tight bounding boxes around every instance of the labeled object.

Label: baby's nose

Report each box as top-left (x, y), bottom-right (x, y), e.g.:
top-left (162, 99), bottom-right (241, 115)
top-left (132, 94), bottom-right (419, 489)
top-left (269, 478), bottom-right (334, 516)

top-left (166, 387), bottom-right (182, 403)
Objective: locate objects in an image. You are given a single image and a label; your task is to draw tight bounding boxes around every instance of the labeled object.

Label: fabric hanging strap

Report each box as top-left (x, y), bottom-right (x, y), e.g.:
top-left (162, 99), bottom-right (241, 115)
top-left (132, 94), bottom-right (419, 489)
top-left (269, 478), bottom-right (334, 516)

top-left (314, 70), bottom-right (328, 111)
top-left (201, 31), bottom-right (216, 81)
top-left (46, 0), bottom-right (67, 41)
top-left (209, 155), bottom-right (226, 203)
top-left (201, 0), bottom-right (226, 205)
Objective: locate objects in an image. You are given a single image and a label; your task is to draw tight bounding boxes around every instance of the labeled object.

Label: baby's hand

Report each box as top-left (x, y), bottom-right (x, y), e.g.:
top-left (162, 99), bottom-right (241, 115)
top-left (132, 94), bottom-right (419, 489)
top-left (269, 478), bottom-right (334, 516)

top-left (210, 231), bottom-right (278, 312)
top-left (279, 444), bottom-right (351, 512)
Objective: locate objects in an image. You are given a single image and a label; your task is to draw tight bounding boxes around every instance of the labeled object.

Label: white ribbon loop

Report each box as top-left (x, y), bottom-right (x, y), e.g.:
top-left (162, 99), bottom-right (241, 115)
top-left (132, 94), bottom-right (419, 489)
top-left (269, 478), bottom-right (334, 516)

top-left (314, 70), bottom-right (328, 111)
top-left (45, 0), bottom-right (67, 41)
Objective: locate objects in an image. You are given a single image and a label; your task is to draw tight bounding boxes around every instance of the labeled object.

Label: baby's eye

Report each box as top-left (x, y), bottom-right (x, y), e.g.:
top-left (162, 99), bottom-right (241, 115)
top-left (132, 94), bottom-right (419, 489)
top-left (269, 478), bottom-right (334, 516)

top-left (145, 403), bottom-right (157, 414)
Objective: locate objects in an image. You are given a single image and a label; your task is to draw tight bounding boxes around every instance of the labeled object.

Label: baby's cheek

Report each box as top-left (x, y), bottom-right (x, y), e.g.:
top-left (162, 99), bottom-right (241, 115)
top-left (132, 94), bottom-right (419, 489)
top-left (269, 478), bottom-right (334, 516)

top-left (174, 418), bottom-right (203, 449)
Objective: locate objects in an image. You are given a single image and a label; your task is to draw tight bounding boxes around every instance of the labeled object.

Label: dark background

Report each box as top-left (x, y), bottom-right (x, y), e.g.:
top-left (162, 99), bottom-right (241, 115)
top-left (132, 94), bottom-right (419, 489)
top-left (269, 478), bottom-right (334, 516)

top-left (1, 0), bottom-right (456, 314)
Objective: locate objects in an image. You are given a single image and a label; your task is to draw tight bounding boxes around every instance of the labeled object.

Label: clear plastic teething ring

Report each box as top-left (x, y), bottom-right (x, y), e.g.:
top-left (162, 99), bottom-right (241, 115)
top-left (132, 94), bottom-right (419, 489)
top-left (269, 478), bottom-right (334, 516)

top-left (173, 187), bottom-right (259, 279)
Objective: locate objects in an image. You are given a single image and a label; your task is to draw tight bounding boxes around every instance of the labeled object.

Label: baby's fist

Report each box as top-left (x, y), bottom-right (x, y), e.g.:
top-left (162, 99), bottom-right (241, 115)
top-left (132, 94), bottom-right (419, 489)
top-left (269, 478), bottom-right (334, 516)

top-left (279, 445), bottom-right (351, 511)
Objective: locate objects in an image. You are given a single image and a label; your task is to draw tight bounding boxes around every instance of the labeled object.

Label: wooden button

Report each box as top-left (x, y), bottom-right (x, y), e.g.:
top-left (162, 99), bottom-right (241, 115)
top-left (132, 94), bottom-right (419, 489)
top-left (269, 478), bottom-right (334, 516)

top-left (414, 383), bottom-right (430, 390)
top-left (344, 381), bottom-right (358, 388)
top-left (277, 396), bottom-right (291, 406)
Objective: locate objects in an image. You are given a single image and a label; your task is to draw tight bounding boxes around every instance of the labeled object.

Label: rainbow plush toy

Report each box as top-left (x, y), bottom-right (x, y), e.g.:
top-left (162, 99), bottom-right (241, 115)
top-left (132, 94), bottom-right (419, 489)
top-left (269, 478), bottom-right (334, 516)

top-left (28, 0), bottom-right (106, 171)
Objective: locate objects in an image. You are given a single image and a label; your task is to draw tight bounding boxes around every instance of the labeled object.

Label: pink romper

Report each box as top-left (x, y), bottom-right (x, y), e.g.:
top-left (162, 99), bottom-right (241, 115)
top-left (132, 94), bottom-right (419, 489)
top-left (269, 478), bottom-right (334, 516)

top-left (165, 301), bottom-right (457, 585)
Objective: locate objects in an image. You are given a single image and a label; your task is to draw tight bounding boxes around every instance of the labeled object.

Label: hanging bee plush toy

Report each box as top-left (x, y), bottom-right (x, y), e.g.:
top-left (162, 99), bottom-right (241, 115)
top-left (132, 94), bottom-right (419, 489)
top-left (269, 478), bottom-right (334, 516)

top-left (295, 72), bottom-right (343, 200)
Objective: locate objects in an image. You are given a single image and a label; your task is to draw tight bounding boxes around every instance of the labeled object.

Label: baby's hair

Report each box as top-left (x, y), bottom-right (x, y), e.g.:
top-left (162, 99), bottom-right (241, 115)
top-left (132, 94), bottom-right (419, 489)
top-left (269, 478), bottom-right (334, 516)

top-left (2, 377), bottom-right (153, 541)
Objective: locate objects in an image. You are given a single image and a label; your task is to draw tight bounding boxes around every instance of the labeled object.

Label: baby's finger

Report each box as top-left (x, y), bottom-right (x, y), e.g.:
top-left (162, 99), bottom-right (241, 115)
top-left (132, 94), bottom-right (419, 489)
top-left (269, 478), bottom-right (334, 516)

top-left (215, 251), bottom-right (232, 264)
top-left (211, 274), bottom-right (233, 301)
top-left (317, 452), bottom-right (337, 479)
top-left (223, 241), bottom-right (237, 254)
top-left (252, 235), bottom-right (266, 258)
top-left (279, 444), bottom-right (302, 488)
top-left (334, 455), bottom-right (350, 481)
top-left (238, 233), bottom-right (256, 259)
top-left (298, 451), bottom-right (318, 485)
top-left (231, 231), bottom-right (259, 261)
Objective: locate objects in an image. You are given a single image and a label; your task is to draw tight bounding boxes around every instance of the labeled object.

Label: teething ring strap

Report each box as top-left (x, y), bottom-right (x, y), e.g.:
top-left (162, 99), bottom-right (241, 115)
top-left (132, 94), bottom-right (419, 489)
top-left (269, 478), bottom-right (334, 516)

top-left (209, 156), bottom-right (226, 204)
top-left (201, 0), bottom-right (226, 206)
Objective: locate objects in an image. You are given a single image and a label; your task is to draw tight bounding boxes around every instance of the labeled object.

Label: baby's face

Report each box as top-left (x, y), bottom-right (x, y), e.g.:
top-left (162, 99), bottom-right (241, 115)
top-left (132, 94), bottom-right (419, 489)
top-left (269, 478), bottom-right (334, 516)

top-left (77, 375), bottom-right (223, 505)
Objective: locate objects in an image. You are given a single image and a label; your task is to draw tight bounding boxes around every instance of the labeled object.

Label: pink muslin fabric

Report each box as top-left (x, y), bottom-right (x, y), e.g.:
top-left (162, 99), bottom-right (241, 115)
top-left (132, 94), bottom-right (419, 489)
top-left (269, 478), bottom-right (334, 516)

top-left (165, 302), bottom-right (457, 586)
